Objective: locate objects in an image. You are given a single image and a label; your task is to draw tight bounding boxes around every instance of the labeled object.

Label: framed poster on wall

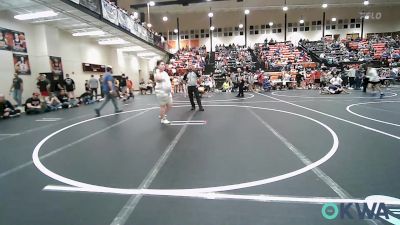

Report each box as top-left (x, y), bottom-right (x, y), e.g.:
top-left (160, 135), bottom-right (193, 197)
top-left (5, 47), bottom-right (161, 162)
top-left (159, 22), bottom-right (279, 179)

top-left (13, 53), bottom-right (31, 75)
top-left (49, 56), bottom-right (63, 76)
top-left (0, 27), bottom-right (27, 52)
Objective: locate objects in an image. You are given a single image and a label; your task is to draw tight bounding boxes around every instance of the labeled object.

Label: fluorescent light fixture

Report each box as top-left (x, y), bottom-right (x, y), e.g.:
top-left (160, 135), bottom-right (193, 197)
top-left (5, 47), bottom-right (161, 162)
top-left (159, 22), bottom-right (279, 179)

top-left (137, 52), bottom-right (157, 57)
top-left (119, 46), bottom-right (146, 52)
top-left (269, 22), bottom-right (274, 26)
top-left (244, 9), bottom-right (250, 15)
top-left (238, 24), bottom-right (243, 29)
top-left (14, 10), bottom-right (58, 20)
top-left (208, 12), bottom-right (214, 17)
top-left (363, 0), bottom-right (369, 5)
top-left (282, 6), bottom-right (288, 11)
top-left (174, 28), bottom-right (178, 33)
top-left (72, 30), bottom-right (105, 36)
top-left (148, 1), bottom-right (155, 6)
top-left (299, 19), bottom-right (304, 24)
top-left (163, 16), bottom-right (168, 21)
top-left (331, 17), bottom-right (337, 22)
top-left (98, 38), bottom-right (128, 45)
top-left (322, 3), bottom-right (328, 8)
top-left (210, 26), bottom-right (215, 31)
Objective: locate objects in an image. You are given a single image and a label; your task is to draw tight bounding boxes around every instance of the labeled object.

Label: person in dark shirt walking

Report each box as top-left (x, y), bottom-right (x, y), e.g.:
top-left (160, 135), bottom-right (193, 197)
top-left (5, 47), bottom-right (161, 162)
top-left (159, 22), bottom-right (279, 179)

top-left (94, 67), bottom-right (122, 117)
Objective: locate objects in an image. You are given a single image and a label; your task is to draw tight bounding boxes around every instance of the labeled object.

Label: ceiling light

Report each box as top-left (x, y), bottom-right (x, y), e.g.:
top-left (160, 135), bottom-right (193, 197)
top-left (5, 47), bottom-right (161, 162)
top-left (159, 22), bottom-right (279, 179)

top-left (331, 17), bottom-right (337, 22)
top-left (210, 26), bottom-right (215, 31)
top-left (147, 23), bottom-right (152, 28)
top-left (244, 9), bottom-right (250, 15)
top-left (137, 52), bottom-right (158, 57)
top-left (364, 15), bottom-right (370, 19)
top-left (174, 28), bottom-right (178, 33)
top-left (163, 16), bottom-right (168, 21)
top-left (269, 22), bottom-right (274, 26)
top-left (72, 30), bottom-right (105, 36)
top-left (363, 0), bottom-right (369, 5)
top-left (148, 1), bottom-right (155, 6)
top-left (14, 10), bottom-right (58, 20)
top-left (239, 24), bottom-right (243, 29)
top-left (282, 6), bottom-right (288, 11)
top-left (133, 12), bottom-right (138, 18)
top-left (119, 46), bottom-right (146, 52)
top-left (208, 12), bottom-right (214, 17)
top-left (322, 3), bottom-right (328, 8)
top-left (98, 38), bottom-right (129, 45)
top-left (299, 19), bottom-right (304, 24)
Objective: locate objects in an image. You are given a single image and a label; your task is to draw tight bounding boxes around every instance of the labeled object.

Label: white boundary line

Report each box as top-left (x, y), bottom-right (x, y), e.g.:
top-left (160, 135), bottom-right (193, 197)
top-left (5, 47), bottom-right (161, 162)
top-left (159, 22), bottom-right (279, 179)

top-left (0, 109), bottom-right (152, 179)
top-left (33, 104), bottom-right (339, 195)
top-left (248, 108), bottom-right (381, 225)
top-left (110, 112), bottom-right (195, 225)
top-left (173, 94), bottom-right (255, 103)
top-left (257, 92), bottom-right (400, 141)
top-left (42, 186), bottom-right (400, 206)
top-left (0, 113), bottom-right (91, 142)
top-left (271, 91), bottom-right (398, 99)
top-left (36, 119), bottom-right (60, 122)
top-left (346, 101), bottom-right (400, 127)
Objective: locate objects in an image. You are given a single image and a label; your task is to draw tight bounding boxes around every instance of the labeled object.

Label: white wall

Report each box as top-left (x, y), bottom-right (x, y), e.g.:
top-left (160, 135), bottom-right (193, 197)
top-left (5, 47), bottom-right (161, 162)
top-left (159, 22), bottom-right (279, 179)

top-left (0, 13), bottom-right (152, 104)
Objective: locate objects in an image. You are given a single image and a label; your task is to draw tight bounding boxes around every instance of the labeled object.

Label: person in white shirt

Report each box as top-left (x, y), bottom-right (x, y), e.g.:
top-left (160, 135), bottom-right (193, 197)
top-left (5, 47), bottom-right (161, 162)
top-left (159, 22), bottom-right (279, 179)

top-left (322, 74), bottom-right (348, 94)
top-left (155, 60), bottom-right (173, 124)
top-left (330, 74), bottom-right (343, 86)
top-left (346, 66), bottom-right (356, 89)
top-left (367, 67), bottom-right (384, 98)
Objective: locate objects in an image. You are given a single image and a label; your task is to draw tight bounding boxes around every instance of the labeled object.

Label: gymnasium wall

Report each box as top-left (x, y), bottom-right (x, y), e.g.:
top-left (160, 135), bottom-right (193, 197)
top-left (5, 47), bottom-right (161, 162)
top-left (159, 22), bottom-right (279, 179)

top-left (0, 12), bottom-right (152, 104)
top-left (149, 5), bottom-right (400, 51)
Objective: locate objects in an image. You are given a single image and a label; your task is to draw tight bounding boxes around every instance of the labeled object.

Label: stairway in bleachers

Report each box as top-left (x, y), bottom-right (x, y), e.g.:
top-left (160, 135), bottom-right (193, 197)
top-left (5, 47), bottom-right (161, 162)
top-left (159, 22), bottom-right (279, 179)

top-left (248, 48), bottom-right (263, 70)
top-left (205, 51), bottom-right (215, 74)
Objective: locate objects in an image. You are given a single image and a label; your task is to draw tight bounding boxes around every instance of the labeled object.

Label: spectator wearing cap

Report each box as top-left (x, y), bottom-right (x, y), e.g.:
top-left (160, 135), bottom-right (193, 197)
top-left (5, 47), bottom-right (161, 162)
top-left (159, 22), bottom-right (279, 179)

top-left (25, 92), bottom-right (44, 114)
top-left (0, 93), bottom-right (21, 119)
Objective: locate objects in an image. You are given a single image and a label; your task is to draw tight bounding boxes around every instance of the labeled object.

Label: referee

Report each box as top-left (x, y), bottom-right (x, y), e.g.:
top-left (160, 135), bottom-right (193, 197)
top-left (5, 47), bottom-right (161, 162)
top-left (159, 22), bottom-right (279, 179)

top-left (185, 66), bottom-right (204, 111)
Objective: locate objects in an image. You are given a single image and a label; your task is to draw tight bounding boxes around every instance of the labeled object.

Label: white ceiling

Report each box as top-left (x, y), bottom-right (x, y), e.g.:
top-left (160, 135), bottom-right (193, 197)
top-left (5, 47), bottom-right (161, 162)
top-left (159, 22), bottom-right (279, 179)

top-left (118, 0), bottom-right (400, 14)
top-left (0, 0), bottom-right (166, 56)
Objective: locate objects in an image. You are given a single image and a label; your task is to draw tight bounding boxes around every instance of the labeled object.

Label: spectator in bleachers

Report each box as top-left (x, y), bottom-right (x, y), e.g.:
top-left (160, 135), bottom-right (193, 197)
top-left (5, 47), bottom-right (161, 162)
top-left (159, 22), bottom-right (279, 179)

top-left (0, 93), bottom-right (21, 119)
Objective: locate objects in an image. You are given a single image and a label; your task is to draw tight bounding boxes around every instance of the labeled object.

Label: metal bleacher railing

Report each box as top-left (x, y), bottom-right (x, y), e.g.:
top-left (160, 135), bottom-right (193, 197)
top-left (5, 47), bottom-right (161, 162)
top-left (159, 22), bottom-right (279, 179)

top-left (62, 0), bottom-right (169, 53)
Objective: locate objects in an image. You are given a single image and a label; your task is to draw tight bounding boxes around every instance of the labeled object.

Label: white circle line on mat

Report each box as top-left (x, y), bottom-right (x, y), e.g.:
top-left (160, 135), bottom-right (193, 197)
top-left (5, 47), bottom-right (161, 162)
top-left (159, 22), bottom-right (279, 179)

top-left (33, 104), bottom-right (338, 195)
top-left (346, 101), bottom-right (400, 127)
top-left (271, 91), bottom-right (398, 99)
